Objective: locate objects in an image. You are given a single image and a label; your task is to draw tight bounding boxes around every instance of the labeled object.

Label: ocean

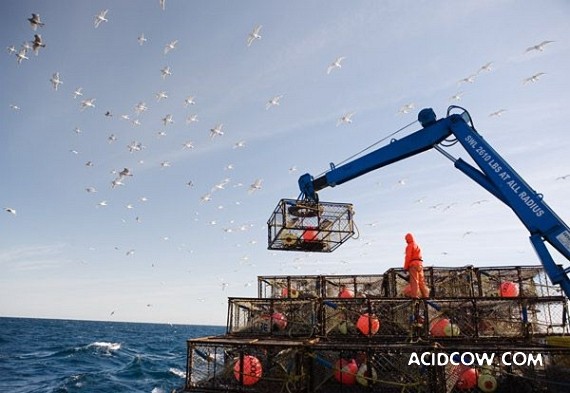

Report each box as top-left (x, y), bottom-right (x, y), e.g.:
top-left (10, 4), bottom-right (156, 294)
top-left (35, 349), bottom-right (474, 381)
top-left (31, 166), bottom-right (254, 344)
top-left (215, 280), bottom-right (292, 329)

top-left (0, 317), bottom-right (225, 393)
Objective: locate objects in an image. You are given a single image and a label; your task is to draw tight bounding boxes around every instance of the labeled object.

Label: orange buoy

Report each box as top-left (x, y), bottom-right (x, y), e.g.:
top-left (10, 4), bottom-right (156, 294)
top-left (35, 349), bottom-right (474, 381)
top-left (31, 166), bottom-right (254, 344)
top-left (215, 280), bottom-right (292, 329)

top-left (333, 358), bottom-right (358, 385)
top-left (430, 318), bottom-right (460, 337)
top-left (302, 227), bottom-right (318, 242)
top-left (456, 368), bottom-right (478, 390)
top-left (339, 287), bottom-right (354, 298)
top-left (499, 281), bottom-right (519, 297)
top-left (271, 312), bottom-right (288, 330)
top-left (233, 355), bottom-right (263, 386)
top-left (356, 313), bottom-right (380, 336)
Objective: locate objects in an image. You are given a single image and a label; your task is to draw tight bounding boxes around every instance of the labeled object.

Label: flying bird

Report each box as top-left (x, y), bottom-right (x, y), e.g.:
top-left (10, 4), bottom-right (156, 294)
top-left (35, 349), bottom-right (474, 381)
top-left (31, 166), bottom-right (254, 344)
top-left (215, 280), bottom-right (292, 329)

top-left (162, 114), bottom-right (174, 126)
top-left (398, 103), bottom-right (415, 115)
top-left (265, 95), bottom-right (283, 110)
top-left (184, 96), bottom-right (196, 107)
top-left (161, 66), bottom-right (172, 79)
top-left (209, 124), bottom-right (224, 139)
top-left (4, 207), bottom-right (17, 215)
top-left (477, 62), bottom-right (493, 73)
top-left (32, 34), bottom-right (45, 55)
top-left (28, 13), bottom-right (44, 30)
top-left (156, 91), bottom-right (168, 101)
top-left (186, 114), bottom-right (199, 124)
top-left (449, 91), bottom-right (464, 101)
top-left (489, 109), bottom-right (507, 117)
top-left (15, 49), bottom-right (29, 64)
top-left (525, 40), bottom-right (554, 53)
top-left (327, 56), bottom-right (346, 74)
top-left (458, 74), bottom-right (477, 85)
top-left (159, 0), bottom-right (166, 11)
top-left (73, 87), bottom-right (83, 99)
top-left (94, 9), bottom-right (109, 28)
top-left (50, 72), bottom-right (63, 91)
top-left (337, 112), bottom-right (355, 126)
top-left (138, 33), bottom-right (147, 46)
top-left (523, 72), bottom-right (546, 84)
top-left (80, 98), bottom-right (96, 111)
top-left (248, 179), bottom-right (263, 193)
top-left (247, 25), bottom-right (262, 47)
top-left (164, 40), bottom-right (178, 54)
top-left (7, 45), bottom-right (17, 55)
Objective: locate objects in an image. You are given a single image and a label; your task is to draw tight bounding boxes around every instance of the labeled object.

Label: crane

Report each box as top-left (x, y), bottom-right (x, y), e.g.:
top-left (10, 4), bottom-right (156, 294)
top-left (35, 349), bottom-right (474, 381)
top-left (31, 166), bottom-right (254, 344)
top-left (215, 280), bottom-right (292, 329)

top-left (295, 106), bottom-right (570, 298)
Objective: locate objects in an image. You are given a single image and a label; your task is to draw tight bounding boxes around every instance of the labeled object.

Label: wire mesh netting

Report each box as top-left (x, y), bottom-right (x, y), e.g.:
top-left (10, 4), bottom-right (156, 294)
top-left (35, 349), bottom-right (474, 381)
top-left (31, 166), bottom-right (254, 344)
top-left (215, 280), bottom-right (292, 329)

top-left (184, 338), bottom-right (570, 392)
top-left (257, 274), bottom-right (385, 299)
top-left (267, 199), bottom-right (354, 252)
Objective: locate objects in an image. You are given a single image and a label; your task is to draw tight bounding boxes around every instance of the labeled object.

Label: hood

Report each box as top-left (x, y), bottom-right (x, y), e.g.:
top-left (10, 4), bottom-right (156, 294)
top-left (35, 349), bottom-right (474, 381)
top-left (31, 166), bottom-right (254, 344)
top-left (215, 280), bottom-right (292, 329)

top-left (405, 233), bottom-right (415, 243)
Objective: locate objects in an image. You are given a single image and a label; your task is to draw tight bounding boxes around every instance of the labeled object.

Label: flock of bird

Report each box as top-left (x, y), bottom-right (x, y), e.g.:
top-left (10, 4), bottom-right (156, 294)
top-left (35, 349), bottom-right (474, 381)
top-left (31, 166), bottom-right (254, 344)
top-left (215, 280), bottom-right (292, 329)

top-left (3, 3), bottom-right (564, 322)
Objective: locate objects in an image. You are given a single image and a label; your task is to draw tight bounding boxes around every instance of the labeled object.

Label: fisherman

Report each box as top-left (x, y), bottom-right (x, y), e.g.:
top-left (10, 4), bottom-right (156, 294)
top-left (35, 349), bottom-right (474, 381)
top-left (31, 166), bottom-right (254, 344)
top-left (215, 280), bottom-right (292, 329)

top-left (403, 233), bottom-right (430, 298)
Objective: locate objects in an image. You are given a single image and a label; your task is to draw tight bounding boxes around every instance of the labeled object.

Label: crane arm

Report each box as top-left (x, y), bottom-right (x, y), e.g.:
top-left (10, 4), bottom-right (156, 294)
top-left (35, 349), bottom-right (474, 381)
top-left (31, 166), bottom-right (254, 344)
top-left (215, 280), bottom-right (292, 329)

top-left (296, 107), bottom-right (570, 297)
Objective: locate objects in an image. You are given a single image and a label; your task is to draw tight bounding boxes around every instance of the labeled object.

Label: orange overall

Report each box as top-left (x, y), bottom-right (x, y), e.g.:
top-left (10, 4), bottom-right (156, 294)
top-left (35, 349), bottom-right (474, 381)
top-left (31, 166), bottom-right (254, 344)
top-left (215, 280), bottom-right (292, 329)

top-left (404, 233), bottom-right (430, 298)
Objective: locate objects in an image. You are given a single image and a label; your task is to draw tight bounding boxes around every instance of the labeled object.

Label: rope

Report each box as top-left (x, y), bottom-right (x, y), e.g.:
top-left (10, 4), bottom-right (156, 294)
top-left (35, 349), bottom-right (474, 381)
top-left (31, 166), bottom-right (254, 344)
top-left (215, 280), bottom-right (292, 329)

top-left (315, 119), bottom-right (419, 178)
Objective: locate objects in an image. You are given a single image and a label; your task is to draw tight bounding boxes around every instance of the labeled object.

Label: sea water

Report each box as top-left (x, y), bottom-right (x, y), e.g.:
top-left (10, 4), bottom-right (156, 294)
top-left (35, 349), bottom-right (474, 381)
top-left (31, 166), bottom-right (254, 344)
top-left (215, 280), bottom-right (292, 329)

top-left (0, 317), bottom-right (225, 393)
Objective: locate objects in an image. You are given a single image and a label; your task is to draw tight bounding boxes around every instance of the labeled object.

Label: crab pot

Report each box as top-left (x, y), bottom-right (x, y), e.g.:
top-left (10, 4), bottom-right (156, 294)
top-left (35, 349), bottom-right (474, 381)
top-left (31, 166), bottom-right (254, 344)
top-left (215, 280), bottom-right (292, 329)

top-left (257, 274), bottom-right (386, 299)
top-left (383, 266), bottom-right (478, 298)
top-left (257, 275), bottom-right (324, 298)
top-left (267, 199), bottom-right (354, 252)
top-left (474, 265), bottom-right (563, 298)
top-left (423, 296), bottom-right (569, 341)
top-left (308, 343), bottom-right (439, 392)
top-left (322, 297), bottom-right (424, 342)
top-left (226, 297), bottom-right (318, 338)
top-left (185, 337), bottom-right (309, 392)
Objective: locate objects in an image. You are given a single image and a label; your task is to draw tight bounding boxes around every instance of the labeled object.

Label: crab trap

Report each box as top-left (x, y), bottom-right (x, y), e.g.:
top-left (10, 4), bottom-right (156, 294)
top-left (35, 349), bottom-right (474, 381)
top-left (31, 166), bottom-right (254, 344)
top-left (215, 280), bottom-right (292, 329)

top-left (226, 297), bottom-right (318, 338)
top-left (267, 198), bottom-right (354, 252)
top-left (257, 274), bottom-right (386, 299)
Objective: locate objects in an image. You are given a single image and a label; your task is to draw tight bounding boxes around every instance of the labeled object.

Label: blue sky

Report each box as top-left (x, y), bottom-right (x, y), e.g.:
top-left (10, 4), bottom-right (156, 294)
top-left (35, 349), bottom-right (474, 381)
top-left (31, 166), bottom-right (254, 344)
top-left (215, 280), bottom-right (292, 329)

top-left (1, 0), bottom-right (570, 325)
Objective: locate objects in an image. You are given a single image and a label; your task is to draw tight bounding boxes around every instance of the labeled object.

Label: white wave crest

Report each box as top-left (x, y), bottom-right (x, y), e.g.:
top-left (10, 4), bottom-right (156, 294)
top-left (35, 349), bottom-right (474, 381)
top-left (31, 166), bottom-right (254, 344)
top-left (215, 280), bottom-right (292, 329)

top-left (88, 341), bottom-right (121, 352)
top-left (169, 367), bottom-right (186, 379)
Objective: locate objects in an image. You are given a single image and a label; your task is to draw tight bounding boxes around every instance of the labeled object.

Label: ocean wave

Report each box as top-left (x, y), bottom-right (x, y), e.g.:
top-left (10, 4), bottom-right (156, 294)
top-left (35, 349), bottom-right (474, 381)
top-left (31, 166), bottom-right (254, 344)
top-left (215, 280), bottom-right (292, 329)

top-left (168, 367), bottom-right (186, 379)
top-left (87, 341), bottom-right (122, 353)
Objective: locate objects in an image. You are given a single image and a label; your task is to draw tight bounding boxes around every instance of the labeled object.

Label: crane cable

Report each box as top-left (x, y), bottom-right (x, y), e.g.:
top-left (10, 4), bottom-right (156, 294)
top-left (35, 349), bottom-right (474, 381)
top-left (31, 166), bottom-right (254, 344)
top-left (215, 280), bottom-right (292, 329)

top-left (315, 119), bottom-right (419, 178)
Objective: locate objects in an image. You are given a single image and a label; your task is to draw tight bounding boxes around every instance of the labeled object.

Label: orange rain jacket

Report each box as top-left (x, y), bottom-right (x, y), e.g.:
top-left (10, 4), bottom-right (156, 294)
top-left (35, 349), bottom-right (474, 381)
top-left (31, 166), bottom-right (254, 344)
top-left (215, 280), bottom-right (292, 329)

top-left (404, 232), bottom-right (423, 271)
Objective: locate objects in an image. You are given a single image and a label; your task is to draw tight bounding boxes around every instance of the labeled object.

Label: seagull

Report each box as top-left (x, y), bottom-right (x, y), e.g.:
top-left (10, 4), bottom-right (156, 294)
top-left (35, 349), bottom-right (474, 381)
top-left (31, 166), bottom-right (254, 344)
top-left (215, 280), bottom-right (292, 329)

top-left (247, 25), bottom-right (262, 47)
top-left (28, 14), bottom-right (44, 30)
top-left (525, 40), bottom-right (555, 53)
top-left (248, 179), bottom-right (263, 193)
top-left (15, 49), bottom-right (29, 64)
top-left (477, 62), bottom-right (493, 73)
top-left (50, 72), bottom-right (63, 91)
top-left (327, 56), bottom-right (346, 74)
top-left (80, 98), bottom-right (96, 111)
top-left (73, 87), bottom-right (83, 99)
top-left (398, 103), bottom-right (415, 115)
top-left (184, 96), bottom-right (196, 107)
top-left (97, 201), bottom-right (108, 207)
top-left (164, 40), bottom-right (178, 54)
top-left (162, 114), bottom-right (174, 126)
top-left (209, 124), bottom-right (224, 139)
top-left (94, 9), bottom-right (109, 28)
top-left (7, 45), bottom-right (17, 55)
top-left (160, 66), bottom-right (172, 79)
top-left (9, 104), bottom-right (20, 111)
top-left (119, 167), bottom-right (133, 178)
top-left (233, 140), bottom-right (246, 149)
top-left (449, 91), bottom-right (464, 101)
top-left (556, 174), bottom-right (570, 181)
top-left (489, 109), bottom-right (507, 117)
top-left (523, 72), bottom-right (546, 84)
top-left (159, 0), bottom-right (166, 11)
top-left (85, 187), bottom-right (97, 193)
top-left (108, 134), bottom-right (117, 143)
top-left (182, 140), bottom-right (194, 149)
top-left (160, 161), bottom-right (171, 168)
top-left (186, 114), bottom-right (199, 124)
top-left (156, 91), bottom-right (168, 101)
top-left (337, 112), bottom-right (355, 126)
top-left (4, 207), bottom-right (17, 215)
top-left (32, 34), bottom-right (45, 55)
top-left (266, 95), bottom-right (283, 110)
top-left (458, 74), bottom-right (477, 85)
top-left (134, 102), bottom-right (148, 114)
top-left (137, 33), bottom-right (147, 46)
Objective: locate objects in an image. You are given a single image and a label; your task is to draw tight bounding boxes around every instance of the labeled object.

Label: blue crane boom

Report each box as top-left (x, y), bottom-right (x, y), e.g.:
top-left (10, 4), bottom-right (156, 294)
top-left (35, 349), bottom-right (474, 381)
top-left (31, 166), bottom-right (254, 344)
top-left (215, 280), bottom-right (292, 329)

top-left (297, 106), bottom-right (570, 298)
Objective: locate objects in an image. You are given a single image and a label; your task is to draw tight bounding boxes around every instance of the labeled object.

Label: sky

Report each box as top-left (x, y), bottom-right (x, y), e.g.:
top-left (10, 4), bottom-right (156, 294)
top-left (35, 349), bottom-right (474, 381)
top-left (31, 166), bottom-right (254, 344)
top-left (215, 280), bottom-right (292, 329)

top-left (1, 0), bottom-right (570, 325)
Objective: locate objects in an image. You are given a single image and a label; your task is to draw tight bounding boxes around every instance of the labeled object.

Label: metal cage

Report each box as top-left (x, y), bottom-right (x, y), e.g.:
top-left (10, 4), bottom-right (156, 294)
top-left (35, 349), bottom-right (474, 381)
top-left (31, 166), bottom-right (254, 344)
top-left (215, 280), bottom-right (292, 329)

top-left (267, 199), bottom-right (354, 252)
